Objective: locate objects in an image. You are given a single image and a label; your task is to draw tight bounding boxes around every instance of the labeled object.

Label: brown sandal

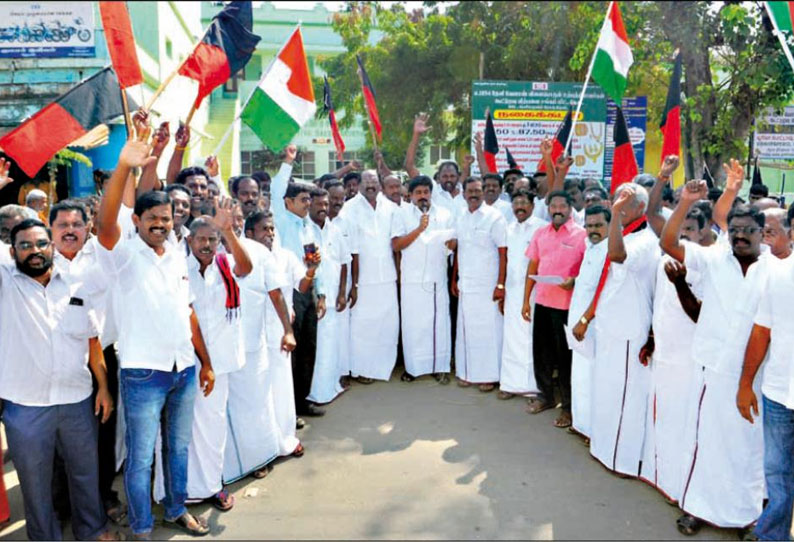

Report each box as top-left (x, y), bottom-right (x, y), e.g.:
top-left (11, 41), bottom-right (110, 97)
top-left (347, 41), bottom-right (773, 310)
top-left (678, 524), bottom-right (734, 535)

top-left (526, 397), bottom-right (552, 414)
top-left (553, 412), bottom-right (572, 428)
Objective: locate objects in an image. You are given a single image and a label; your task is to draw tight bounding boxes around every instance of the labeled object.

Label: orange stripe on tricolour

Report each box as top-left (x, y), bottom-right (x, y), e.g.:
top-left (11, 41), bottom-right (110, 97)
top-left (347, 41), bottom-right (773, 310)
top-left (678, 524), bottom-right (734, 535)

top-left (278, 28), bottom-right (315, 103)
top-left (609, 3), bottom-right (630, 45)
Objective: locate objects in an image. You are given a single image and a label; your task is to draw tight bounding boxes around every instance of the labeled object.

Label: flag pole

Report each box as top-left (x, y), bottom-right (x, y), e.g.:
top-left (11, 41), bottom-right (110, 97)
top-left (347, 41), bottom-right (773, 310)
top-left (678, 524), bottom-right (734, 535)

top-left (120, 88), bottom-right (133, 139)
top-left (566, 1), bottom-right (614, 156)
top-left (357, 65), bottom-right (380, 154)
top-left (765, 2), bottom-right (794, 75)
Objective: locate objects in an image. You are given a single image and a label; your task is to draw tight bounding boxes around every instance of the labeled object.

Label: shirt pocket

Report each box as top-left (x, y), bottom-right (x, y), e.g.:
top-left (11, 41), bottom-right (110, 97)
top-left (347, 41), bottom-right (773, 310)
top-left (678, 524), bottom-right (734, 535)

top-left (58, 301), bottom-right (95, 339)
top-left (471, 228), bottom-right (492, 248)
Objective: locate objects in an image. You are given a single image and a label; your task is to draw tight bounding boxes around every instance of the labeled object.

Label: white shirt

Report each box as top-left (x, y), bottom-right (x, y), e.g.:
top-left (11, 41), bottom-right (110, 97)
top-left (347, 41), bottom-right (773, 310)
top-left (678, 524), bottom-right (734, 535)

top-left (187, 253), bottom-right (245, 375)
top-left (238, 238), bottom-right (286, 353)
top-left (594, 227), bottom-right (659, 340)
top-left (489, 198), bottom-right (514, 223)
top-left (568, 237), bottom-right (609, 324)
top-left (505, 216), bottom-right (547, 288)
top-left (167, 225), bottom-right (191, 256)
top-left (342, 192), bottom-right (397, 286)
top-left (391, 203), bottom-right (455, 285)
top-left (431, 181), bottom-right (466, 218)
top-left (0, 241), bottom-right (11, 265)
top-left (309, 217), bottom-right (348, 298)
top-left (98, 235), bottom-right (195, 371)
top-left (750, 257), bottom-right (794, 406)
top-left (652, 253), bottom-right (702, 365)
top-left (685, 243), bottom-right (771, 376)
top-left (264, 245), bottom-right (305, 346)
top-left (454, 203), bottom-right (508, 293)
top-left (0, 264), bottom-right (99, 406)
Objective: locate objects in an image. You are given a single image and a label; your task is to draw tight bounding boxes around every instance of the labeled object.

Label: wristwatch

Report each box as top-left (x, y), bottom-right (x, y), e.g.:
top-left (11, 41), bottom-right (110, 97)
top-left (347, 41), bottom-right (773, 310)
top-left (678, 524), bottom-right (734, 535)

top-left (496, 284), bottom-right (505, 290)
top-left (579, 316), bottom-right (589, 325)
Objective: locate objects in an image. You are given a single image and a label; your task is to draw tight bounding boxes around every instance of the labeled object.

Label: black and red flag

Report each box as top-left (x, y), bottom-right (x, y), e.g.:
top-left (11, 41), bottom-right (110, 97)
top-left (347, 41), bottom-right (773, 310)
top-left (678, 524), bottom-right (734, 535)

top-left (752, 157), bottom-right (764, 187)
top-left (660, 52), bottom-right (682, 163)
top-left (505, 146), bottom-right (520, 171)
top-left (611, 106), bottom-right (639, 194)
top-left (322, 76), bottom-right (346, 161)
top-left (179, 1), bottom-right (260, 109)
top-left (483, 110), bottom-right (499, 173)
top-left (0, 67), bottom-right (131, 177)
top-left (356, 54), bottom-right (382, 140)
top-left (537, 107), bottom-right (573, 172)
top-left (99, 1), bottom-right (143, 89)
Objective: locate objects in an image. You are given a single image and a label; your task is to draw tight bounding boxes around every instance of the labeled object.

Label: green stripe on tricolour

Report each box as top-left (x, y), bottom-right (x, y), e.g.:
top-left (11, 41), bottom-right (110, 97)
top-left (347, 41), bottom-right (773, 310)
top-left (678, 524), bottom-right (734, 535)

top-left (768, 1), bottom-right (794, 32)
top-left (241, 88), bottom-right (301, 151)
top-left (591, 48), bottom-right (628, 104)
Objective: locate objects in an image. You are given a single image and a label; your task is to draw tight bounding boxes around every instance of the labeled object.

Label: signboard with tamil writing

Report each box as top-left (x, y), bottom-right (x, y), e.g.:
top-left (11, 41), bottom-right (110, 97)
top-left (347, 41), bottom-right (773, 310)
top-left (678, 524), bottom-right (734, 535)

top-left (604, 97), bottom-right (648, 179)
top-left (754, 106), bottom-right (794, 160)
top-left (0, 2), bottom-right (95, 59)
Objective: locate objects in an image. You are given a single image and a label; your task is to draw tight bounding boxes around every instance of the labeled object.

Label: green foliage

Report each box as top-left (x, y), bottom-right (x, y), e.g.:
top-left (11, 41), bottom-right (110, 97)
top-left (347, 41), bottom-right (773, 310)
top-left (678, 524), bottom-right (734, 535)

top-left (51, 148), bottom-right (92, 168)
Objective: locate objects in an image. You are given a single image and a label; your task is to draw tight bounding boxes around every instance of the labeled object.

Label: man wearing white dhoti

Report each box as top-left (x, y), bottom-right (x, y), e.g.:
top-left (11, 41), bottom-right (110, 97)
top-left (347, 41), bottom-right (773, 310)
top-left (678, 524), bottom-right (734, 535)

top-left (307, 188), bottom-right (348, 404)
top-left (639, 209), bottom-right (709, 502)
top-left (391, 176), bottom-right (456, 383)
top-left (342, 170), bottom-right (400, 383)
top-left (499, 188), bottom-right (546, 399)
top-left (451, 176), bottom-right (508, 391)
top-left (566, 204), bottom-right (610, 441)
top-left (326, 181), bottom-right (354, 387)
top-left (661, 171), bottom-right (769, 535)
top-left (582, 183), bottom-right (658, 478)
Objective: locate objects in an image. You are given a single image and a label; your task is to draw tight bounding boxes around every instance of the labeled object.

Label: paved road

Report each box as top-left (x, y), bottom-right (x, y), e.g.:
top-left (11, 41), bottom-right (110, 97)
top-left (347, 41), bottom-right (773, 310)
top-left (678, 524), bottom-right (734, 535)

top-left (1, 375), bottom-right (739, 540)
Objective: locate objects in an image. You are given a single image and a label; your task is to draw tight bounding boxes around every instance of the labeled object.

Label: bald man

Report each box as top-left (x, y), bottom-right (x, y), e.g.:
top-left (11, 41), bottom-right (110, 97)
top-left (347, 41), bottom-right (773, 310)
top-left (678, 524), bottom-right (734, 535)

top-left (761, 208), bottom-right (791, 260)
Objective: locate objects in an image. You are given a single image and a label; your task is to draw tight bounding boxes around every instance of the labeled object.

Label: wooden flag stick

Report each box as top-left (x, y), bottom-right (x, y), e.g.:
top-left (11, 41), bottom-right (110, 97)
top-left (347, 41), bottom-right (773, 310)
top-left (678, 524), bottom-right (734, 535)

top-left (357, 66), bottom-right (379, 154)
top-left (120, 88), bottom-right (133, 139)
top-left (185, 104), bottom-right (198, 130)
top-left (144, 68), bottom-right (180, 111)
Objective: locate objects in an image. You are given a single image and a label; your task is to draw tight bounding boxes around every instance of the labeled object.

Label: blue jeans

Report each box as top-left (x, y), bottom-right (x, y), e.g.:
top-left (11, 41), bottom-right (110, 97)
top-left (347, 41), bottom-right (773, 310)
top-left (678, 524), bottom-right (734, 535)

top-left (3, 397), bottom-right (107, 541)
top-left (755, 395), bottom-right (794, 541)
top-left (121, 366), bottom-right (197, 535)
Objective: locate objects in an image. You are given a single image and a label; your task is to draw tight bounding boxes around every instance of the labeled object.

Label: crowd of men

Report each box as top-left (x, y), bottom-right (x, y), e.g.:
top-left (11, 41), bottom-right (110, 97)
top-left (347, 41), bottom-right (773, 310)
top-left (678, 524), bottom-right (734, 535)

top-left (0, 109), bottom-right (793, 541)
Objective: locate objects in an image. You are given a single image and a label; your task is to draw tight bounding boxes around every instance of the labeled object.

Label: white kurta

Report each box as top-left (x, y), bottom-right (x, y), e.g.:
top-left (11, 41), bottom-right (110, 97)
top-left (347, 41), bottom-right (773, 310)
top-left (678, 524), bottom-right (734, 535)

top-left (500, 216), bottom-right (547, 394)
top-left (392, 203), bottom-right (456, 377)
top-left (677, 244), bottom-right (770, 527)
top-left (566, 238), bottom-right (608, 437)
top-left (454, 203), bottom-right (508, 383)
top-left (344, 193), bottom-right (400, 381)
top-left (590, 227), bottom-right (658, 476)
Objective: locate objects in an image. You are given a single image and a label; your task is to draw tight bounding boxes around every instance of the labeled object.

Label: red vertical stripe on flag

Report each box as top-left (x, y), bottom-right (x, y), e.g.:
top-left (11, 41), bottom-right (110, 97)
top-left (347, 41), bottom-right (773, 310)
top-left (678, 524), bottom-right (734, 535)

top-left (329, 110), bottom-right (345, 160)
top-left (179, 42), bottom-right (231, 109)
top-left (99, 2), bottom-right (143, 89)
top-left (660, 105), bottom-right (681, 162)
top-left (362, 86), bottom-right (382, 140)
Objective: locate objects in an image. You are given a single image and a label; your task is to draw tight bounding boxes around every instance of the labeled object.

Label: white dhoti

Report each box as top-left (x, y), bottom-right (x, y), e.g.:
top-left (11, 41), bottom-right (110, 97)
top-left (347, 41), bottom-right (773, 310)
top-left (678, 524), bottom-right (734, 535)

top-left (154, 369), bottom-right (230, 502)
top-left (350, 282), bottom-right (399, 381)
top-left (400, 282), bottom-right (451, 377)
top-left (590, 334), bottom-right (650, 477)
top-left (638, 359), bottom-right (694, 501)
top-left (308, 307), bottom-right (345, 404)
top-left (456, 289), bottom-right (503, 383)
top-left (571, 352), bottom-right (592, 437)
top-left (499, 287), bottom-right (537, 394)
top-left (224, 348), bottom-right (280, 483)
top-left (679, 366), bottom-right (764, 528)
top-left (267, 343), bottom-right (300, 456)
top-left (337, 307), bottom-right (351, 378)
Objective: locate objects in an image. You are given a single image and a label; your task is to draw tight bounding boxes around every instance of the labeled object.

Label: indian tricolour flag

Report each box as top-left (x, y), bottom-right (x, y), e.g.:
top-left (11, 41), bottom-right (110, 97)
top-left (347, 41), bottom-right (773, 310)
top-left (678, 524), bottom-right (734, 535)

top-left (591, 2), bottom-right (633, 104)
top-left (767, 2), bottom-right (794, 31)
top-left (241, 27), bottom-right (316, 151)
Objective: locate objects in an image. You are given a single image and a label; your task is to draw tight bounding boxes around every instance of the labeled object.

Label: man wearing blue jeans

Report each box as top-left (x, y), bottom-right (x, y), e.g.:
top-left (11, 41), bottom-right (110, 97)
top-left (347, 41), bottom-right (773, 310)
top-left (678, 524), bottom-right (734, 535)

top-left (97, 135), bottom-right (215, 540)
top-left (737, 253), bottom-right (794, 540)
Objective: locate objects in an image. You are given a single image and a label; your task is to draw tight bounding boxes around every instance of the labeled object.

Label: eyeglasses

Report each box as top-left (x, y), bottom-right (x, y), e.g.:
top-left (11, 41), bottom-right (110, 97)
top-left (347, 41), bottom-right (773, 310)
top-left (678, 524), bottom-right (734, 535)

top-left (728, 226), bottom-right (761, 235)
top-left (16, 240), bottom-right (51, 251)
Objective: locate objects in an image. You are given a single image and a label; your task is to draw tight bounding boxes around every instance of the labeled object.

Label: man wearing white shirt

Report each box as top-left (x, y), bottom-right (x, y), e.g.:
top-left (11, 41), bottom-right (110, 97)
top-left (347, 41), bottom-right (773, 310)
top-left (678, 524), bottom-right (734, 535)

top-left (165, 184), bottom-right (191, 255)
top-left (737, 255), bottom-right (794, 541)
top-left (391, 176), bottom-right (456, 383)
top-left (343, 170), bottom-right (400, 382)
top-left (660, 170), bottom-right (768, 535)
top-left (483, 173), bottom-right (513, 223)
top-left (96, 138), bottom-right (215, 538)
top-left (451, 177), bottom-right (508, 391)
top-left (0, 219), bottom-right (117, 541)
top-left (499, 188), bottom-right (547, 399)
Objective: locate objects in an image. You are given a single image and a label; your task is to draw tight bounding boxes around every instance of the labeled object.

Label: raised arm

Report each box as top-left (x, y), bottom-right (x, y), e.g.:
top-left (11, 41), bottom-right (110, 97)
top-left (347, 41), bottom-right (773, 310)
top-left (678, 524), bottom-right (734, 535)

top-left (539, 136), bottom-right (556, 197)
top-left (660, 180), bottom-right (708, 263)
top-left (0, 157), bottom-right (14, 192)
top-left (550, 154), bottom-right (571, 196)
top-left (166, 122), bottom-right (189, 183)
top-left (713, 159), bottom-right (744, 231)
top-left (332, 159), bottom-right (361, 180)
top-left (374, 149), bottom-right (392, 179)
top-left (664, 259), bottom-right (701, 322)
top-left (647, 155), bottom-right (679, 237)
top-left (137, 119), bottom-right (170, 196)
top-left (214, 198), bottom-right (252, 277)
top-left (474, 132), bottom-right (490, 175)
top-left (461, 154), bottom-right (474, 181)
top-left (271, 144), bottom-right (297, 218)
top-left (607, 187), bottom-right (635, 263)
top-left (405, 113), bottom-right (429, 178)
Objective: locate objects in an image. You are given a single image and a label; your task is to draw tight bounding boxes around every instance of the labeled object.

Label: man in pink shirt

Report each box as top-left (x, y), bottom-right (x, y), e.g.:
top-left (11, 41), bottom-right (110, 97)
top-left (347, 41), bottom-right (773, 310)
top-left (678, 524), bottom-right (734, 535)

top-left (522, 190), bottom-right (587, 428)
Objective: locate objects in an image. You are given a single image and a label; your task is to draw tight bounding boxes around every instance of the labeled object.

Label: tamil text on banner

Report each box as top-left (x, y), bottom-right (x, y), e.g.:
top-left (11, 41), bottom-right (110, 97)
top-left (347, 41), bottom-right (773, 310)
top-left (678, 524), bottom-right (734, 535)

top-left (754, 105), bottom-right (794, 160)
top-left (0, 2), bottom-right (95, 59)
top-left (604, 97), bottom-right (647, 180)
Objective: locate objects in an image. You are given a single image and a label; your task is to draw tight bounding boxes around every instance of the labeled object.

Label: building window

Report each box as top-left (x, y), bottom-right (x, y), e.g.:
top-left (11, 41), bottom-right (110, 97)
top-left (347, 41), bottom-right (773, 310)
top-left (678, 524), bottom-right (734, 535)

top-left (293, 151), bottom-right (316, 180)
top-left (328, 151), bottom-right (361, 172)
top-left (241, 151), bottom-right (253, 175)
top-left (429, 144), bottom-right (453, 165)
top-left (223, 70), bottom-right (242, 93)
top-left (165, 38), bottom-right (173, 59)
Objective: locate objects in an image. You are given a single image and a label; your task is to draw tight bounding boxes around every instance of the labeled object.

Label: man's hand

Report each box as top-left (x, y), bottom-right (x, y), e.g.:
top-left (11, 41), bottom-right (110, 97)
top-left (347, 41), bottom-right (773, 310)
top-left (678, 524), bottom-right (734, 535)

top-left (572, 320), bottom-right (588, 341)
top-left (200, 364), bottom-right (215, 397)
top-left (450, 279), bottom-right (459, 298)
top-left (205, 155), bottom-right (220, 178)
top-left (556, 154), bottom-right (574, 176)
top-left (281, 332), bottom-right (297, 353)
top-left (413, 112), bottom-right (431, 135)
top-left (681, 179), bottom-right (708, 203)
top-left (723, 158), bottom-right (744, 192)
top-left (445, 239), bottom-right (457, 251)
top-left (539, 136), bottom-right (553, 158)
top-left (417, 213), bottom-right (430, 232)
top-left (492, 285), bottom-right (505, 304)
top-left (463, 155), bottom-right (475, 167)
top-left (132, 109), bottom-right (150, 137)
top-left (175, 122), bottom-right (190, 148)
top-left (151, 122), bottom-right (170, 156)
top-left (305, 249), bottom-right (321, 271)
top-left (612, 184), bottom-right (636, 212)
top-left (559, 277), bottom-right (575, 291)
top-left (284, 144), bottom-right (298, 165)
top-left (736, 384), bottom-right (759, 424)
top-left (0, 157), bottom-right (14, 191)
top-left (659, 155), bottom-right (680, 179)
top-left (119, 139), bottom-right (156, 170)
top-left (211, 196), bottom-right (235, 233)
top-left (663, 259), bottom-right (687, 284)
top-left (95, 387), bottom-right (114, 424)
top-left (348, 285), bottom-right (358, 308)
top-left (317, 296), bottom-right (327, 320)
top-left (639, 336), bottom-right (654, 366)
top-left (336, 291), bottom-right (347, 312)
top-left (348, 159), bottom-right (362, 171)
top-left (474, 132), bottom-right (483, 153)
top-left (521, 300), bottom-right (532, 322)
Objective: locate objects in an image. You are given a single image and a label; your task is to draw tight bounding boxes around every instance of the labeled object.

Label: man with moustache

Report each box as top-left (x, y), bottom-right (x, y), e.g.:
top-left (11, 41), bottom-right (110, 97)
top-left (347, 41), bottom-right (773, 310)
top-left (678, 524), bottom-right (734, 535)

top-left (342, 171), bottom-right (361, 201)
top-left (521, 191), bottom-right (586, 427)
top-left (175, 166), bottom-right (211, 222)
top-left (342, 169), bottom-right (400, 383)
top-left (451, 177), bottom-right (507, 391)
top-left (96, 137), bottom-right (215, 538)
top-left (583, 185), bottom-right (610, 210)
top-left (566, 205), bottom-right (610, 442)
top-left (382, 174), bottom-right (403, 207)
top-left (499, 188), bottom-right (547, 400)
top-left (0, 219), bottom-right (119, 541)
top-left (231, 176), bottom-right (262, 218)
top-left (660, 163), bottom-right (769, 535)
top-left (391, 176), bottom-right (456, 383)
top-left (761, 208), bottom-right (791, 259)
top-left (165, 185), bottom-right (191, 254)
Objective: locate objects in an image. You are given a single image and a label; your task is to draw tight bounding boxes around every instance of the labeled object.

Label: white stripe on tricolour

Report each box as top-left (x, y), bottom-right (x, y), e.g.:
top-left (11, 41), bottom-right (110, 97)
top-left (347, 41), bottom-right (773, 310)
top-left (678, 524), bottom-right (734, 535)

top-left (259, 57), bottom-right (317, 126)
top-left (596, 18), bottom-right (633, 77)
